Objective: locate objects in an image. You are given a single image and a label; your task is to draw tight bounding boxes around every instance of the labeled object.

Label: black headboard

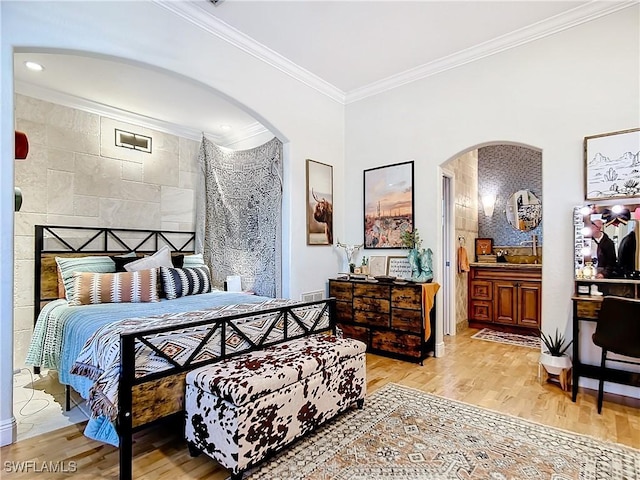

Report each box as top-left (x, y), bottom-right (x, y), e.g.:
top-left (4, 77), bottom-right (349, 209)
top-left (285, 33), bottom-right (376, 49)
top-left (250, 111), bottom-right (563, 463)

top-left (33, 225), bottom-right (196, 325)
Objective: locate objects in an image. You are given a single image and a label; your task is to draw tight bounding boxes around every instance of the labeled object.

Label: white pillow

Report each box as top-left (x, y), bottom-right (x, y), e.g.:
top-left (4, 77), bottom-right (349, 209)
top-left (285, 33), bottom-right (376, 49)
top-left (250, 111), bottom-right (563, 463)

top-left (183, 253), bottom-right (206, 268)
top-left (125, 245), bottom-right (173, 272)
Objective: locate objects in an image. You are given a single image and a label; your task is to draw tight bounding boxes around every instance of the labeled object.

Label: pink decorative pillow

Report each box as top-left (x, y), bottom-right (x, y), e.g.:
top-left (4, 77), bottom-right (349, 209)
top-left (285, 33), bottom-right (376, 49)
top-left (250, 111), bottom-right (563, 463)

top-left (70, 269), bottom-right (159, 305)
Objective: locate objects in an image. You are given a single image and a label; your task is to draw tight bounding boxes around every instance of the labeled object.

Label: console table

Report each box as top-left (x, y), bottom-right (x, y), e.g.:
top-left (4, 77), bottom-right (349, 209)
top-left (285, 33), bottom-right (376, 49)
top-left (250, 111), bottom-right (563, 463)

top-left (328, 278), bottom-right (439, 364)
top-left (571, 278), bottom-right (640, 402)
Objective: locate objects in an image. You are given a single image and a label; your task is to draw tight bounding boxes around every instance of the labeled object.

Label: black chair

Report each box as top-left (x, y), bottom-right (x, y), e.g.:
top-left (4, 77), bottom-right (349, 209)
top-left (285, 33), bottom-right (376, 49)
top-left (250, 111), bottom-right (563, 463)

top-left (591, 296), bottom-right (640, 414)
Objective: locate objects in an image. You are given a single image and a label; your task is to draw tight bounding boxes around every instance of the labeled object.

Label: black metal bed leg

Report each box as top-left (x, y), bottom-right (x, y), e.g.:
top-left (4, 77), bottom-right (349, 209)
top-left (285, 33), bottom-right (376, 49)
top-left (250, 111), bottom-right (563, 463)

top-left (356, 398), bottom-right (365, 409)
top-left (34, 366), bottom-right (40, 375)
top-left (119, 335), bottom-right (135, 480)
top-left (119, 425), bottom-right (133, 480)
top-left (65, 385), bottom-right (71, 411)
top-left (230, 471), bottom-right (244, 480)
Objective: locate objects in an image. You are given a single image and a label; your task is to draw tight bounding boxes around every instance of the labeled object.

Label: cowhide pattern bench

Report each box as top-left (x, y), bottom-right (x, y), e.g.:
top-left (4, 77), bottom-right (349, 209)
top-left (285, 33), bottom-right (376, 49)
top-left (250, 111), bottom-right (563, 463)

top-left (184, 333), bottom-right (366, 479)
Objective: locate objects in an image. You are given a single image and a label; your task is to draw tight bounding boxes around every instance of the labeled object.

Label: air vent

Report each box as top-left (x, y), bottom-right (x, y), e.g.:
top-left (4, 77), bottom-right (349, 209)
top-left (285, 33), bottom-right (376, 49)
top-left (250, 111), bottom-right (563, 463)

top-left (115, 129), bottom-right (152, 153)
top-left (301, 290), bottom-right (325, 302)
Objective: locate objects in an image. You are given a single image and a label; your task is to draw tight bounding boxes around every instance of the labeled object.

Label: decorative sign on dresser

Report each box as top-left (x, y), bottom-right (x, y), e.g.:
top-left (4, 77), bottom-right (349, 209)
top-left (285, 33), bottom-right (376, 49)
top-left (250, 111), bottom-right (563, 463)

top-left (328, 278), bottom-right (439, 364)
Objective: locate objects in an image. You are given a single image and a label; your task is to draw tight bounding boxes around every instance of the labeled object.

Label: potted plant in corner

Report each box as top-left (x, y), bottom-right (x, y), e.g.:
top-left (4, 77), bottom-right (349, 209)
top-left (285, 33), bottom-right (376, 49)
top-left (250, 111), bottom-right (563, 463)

top-left (540, 328), bottom-right (572, 375)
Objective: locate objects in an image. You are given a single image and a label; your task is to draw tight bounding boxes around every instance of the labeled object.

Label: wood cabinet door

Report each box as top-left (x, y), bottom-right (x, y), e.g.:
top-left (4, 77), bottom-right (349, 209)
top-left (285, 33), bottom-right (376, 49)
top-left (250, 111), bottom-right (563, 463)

top-left (517, 282), bottom-right (541, 328)
top-left (494, 281), bottom-right (517, 325)
top-left (470, 280), bottom-right (492, 300)
top-left (469, 300), bottom-right (492, 322)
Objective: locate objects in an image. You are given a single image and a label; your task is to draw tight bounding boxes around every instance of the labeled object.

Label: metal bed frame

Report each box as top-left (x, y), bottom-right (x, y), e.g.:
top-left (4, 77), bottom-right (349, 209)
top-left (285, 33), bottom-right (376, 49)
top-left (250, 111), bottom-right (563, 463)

top-left (32, 225), bottom-right (336, 479)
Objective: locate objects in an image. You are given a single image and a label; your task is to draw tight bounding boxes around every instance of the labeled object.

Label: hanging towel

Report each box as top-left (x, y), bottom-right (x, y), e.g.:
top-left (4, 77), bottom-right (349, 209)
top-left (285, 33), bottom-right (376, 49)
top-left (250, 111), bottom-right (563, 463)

top-left (421, 282), bottom-right (441, 341)
top-left (457, 246), bottom-right (470, 273)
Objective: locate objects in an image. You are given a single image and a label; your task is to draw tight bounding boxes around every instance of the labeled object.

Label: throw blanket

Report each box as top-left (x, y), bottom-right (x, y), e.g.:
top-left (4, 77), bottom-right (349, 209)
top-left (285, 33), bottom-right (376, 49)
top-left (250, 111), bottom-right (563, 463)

top-left (71, 298), bottom-right (316, 421)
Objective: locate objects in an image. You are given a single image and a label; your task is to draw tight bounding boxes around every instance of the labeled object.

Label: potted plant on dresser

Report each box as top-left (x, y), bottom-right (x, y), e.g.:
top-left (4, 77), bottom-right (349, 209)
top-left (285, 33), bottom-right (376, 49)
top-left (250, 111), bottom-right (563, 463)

top-left (539, 329), bottom-right (573, 390)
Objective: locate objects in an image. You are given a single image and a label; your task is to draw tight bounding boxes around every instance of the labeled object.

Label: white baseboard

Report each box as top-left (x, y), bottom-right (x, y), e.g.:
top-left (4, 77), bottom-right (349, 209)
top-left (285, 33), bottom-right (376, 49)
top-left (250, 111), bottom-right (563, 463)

top-left (0, 416), bottom-right (17, 446)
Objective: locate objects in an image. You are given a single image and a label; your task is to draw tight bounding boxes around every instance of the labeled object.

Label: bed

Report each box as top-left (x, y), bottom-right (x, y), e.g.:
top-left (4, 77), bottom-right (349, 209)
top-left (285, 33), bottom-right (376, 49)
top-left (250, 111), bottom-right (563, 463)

top-left (25, 225), bottom-right (336, 480)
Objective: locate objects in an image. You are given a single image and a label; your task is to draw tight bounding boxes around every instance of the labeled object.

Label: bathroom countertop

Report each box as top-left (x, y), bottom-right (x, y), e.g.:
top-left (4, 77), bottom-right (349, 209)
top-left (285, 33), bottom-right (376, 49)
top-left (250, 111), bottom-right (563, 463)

top-left (469, 262), bottom-right (542, 269)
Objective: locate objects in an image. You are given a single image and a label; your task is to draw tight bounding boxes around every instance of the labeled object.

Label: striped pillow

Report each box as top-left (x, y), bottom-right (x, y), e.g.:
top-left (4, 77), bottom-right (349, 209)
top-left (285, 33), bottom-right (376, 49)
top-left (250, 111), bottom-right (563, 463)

top-left (56, 256), bottom-right (116, 301)
top-left (70, 269), bottom-right (159, 305)
top-left (160, 266), bottom-right (211, 300)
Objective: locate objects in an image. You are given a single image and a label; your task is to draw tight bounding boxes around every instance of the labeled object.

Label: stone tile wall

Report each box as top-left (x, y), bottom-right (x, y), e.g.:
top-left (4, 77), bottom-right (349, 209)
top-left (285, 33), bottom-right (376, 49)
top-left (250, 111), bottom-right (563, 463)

top-left (450, 150), bottom-right (478, 334)
top-left (13, 94), bottom-right (200, 367)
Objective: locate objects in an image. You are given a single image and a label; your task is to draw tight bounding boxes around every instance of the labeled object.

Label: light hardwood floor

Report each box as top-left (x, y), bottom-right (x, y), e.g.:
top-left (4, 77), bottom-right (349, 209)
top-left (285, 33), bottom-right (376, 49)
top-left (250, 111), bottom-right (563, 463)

top-left (2, 327), bottom-right (638, 479)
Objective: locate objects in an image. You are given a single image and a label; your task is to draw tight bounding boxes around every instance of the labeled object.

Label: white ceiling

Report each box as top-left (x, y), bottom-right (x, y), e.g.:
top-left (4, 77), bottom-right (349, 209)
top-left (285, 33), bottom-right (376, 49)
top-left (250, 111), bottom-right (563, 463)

top-left (13, 0), bottom-right (634, 143)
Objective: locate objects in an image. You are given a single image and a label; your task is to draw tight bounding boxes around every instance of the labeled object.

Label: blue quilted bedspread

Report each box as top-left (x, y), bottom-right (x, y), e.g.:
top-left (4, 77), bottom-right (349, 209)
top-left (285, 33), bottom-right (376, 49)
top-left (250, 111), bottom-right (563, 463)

top-left (25, 291), bottom-right (270, 445)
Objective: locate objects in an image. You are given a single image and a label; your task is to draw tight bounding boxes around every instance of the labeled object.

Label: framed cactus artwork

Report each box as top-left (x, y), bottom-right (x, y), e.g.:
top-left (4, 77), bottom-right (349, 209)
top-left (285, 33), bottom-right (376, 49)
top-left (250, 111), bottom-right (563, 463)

top-left (584, 128), bottom-right (640, 201)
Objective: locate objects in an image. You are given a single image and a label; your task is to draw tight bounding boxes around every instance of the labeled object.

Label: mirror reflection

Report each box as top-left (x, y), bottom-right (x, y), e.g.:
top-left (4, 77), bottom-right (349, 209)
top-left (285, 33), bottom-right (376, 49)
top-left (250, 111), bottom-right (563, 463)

top-left (506, 189), bottom-right (542, 232)
top-left (574, 204), bottom-right (640, 278)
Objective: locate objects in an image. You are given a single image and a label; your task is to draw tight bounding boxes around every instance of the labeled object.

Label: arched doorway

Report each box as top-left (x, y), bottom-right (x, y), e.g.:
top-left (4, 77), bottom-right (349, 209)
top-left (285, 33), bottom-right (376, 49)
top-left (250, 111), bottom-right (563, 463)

top-left (440, 142), bottom-right (543, 338)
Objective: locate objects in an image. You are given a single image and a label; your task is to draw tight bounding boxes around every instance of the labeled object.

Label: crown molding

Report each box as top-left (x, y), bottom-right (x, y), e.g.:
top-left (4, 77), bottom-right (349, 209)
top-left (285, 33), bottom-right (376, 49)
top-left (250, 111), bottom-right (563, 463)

top-left (153, 0), bottom-right (346, 105)
top-left (156, 0), bottom-right (636, 106)
top-left (346, 1), bottom-right (638, 103)
top-left (14, 80), bottom-right (269, 146)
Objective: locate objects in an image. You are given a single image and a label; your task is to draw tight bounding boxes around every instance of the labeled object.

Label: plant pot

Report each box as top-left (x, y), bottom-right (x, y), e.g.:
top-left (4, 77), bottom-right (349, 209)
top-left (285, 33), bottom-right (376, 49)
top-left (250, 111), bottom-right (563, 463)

top-left (540, 352), bottom-right (572, 375)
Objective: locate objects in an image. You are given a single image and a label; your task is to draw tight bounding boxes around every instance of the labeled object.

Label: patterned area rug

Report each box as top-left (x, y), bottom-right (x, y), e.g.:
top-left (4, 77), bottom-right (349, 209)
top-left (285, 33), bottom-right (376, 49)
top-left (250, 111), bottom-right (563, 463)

top-left (246, 383), bottom-right (639, 479)
top-left (471, 327), bottom-right (541, 349)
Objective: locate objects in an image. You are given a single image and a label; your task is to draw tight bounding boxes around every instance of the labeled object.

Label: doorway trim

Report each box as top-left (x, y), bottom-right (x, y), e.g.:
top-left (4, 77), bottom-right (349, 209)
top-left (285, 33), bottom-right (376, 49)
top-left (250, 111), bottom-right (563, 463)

top-left (440, 167), bottom-right (456, 337)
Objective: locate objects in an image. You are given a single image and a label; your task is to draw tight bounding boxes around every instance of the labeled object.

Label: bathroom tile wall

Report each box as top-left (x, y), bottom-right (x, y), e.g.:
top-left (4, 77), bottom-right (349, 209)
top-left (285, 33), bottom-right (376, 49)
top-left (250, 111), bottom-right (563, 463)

top-left (13, 94), bottom-right (200, 367)
top-left (477, 145), bottom-right (542, 247)
top-left (451, 150), bottom-right (478, 333)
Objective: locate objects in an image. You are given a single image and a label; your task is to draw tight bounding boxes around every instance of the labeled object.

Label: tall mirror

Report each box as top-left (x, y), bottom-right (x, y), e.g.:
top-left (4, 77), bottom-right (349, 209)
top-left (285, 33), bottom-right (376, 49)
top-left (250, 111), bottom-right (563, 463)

top-left (506, 189), bottom-right (542, 232)
top-left (573, 203), bottom-right (640, 278)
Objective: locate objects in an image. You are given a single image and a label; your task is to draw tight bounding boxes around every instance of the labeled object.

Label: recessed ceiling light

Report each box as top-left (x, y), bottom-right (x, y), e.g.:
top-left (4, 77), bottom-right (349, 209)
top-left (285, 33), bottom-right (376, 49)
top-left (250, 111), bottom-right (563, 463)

top-left (24, 61), bottom-right (44, 72)
top-left (220, 124), bottom-right (232, 132)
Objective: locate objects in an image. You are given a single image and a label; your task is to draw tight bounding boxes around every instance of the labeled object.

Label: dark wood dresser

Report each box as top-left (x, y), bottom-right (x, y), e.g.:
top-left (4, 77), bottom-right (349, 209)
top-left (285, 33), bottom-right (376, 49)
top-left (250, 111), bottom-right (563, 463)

top-left (328, 278), bottom-right (437, 364)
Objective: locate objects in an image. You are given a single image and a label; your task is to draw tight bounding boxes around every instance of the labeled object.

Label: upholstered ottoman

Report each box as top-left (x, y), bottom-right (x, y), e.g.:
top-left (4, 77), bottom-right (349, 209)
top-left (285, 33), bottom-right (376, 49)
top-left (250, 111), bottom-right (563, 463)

top-left (184, 334), bottom-right (366, 479)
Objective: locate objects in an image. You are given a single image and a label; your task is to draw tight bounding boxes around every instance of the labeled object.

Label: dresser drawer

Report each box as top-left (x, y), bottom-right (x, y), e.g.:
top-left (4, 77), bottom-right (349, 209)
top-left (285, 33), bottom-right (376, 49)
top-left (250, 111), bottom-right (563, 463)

top-left (353, 296), bottom-right (390, 313)
top-left (354, 309), bottom-right (390, 328)
top-left (371, 331), bottom-right (421, 358)
top-left (335, 301), bottom-right (352, 322)
top-left (391, 286), bottom-right (421, 309)
top-left (339, 323), bottom-right (369, 344)
top-left (576, 300), bottom-right (600, 320)
top-left (354, 283), bottom-right (390, 298)
top-left (329, 281), bottom-right (352, 301)
top-left (391, 308), bottom-right (422, 333)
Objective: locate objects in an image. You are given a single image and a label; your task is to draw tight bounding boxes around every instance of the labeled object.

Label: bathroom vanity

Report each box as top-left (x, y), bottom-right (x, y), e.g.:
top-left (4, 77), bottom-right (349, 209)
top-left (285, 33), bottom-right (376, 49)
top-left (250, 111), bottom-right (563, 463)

top-left (468, 262), bottom-right (542, 333)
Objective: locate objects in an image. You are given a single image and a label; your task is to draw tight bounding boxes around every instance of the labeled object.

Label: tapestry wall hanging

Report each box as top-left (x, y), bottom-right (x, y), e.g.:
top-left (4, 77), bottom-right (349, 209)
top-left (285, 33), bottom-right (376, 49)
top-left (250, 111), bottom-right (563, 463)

top-left (196, 136), bottom-right (283, 297)
top-left (306, 159), bottom-right (333, 245)
top-left (584, 127), bottom-right (640, 200)
top-left (363, 161), bottom-right (414, 249)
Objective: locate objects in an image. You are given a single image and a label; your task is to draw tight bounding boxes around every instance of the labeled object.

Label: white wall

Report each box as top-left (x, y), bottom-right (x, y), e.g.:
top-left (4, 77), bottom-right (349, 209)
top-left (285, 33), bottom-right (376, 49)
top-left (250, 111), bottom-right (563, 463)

top-left (0, 0), bottom-right (345, 445)
top-left (345, 7), bottom-right (639, 395)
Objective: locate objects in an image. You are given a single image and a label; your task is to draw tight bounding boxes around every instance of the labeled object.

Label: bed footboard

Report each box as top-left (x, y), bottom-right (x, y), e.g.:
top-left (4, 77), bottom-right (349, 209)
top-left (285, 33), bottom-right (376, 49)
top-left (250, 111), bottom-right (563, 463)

top-left (117, 298), bottom-right (336, 480)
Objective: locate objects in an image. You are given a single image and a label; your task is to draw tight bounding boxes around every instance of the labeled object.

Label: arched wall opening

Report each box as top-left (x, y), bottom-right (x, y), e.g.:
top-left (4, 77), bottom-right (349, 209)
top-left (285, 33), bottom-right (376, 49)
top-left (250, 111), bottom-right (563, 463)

top-left (439, 140), bottom-right (543, 340)
top-left (7, 47), bottom-right (295, 443)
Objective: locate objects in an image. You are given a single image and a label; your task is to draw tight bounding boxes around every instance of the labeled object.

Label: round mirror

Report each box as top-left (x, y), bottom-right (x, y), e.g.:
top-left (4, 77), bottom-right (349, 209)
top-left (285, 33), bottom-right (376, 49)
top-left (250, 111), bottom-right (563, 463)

top-left (505, 189), bottom-right (542, 231)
